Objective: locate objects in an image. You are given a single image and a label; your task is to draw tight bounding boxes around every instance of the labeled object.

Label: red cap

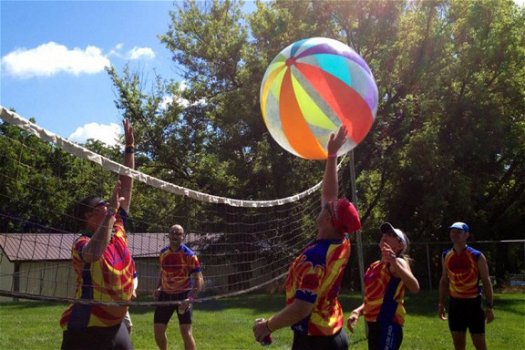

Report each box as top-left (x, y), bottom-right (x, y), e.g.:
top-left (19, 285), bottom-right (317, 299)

top-left (334, 198), bottom-right (361, 234)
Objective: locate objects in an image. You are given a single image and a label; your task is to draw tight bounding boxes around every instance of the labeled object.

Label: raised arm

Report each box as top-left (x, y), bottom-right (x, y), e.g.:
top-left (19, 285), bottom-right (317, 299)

top-left (119, 118), bottom-right (134, 213)
top-left (390, 257), bottom-right (420, 293)
top-left (81, 181), bottom-right (123, 262)
top-left (381, 242), bottom-right (420, 293)
top-left (322, 125), bottom-right (347, 206)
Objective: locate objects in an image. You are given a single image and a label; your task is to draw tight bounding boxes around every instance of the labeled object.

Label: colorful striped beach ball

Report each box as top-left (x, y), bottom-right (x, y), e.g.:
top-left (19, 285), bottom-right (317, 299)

top-left (260, 37), bottom-right (378, 159)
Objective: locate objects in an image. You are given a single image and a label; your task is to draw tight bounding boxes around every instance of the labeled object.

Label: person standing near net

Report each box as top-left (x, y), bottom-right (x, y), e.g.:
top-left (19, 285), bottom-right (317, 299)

top-left (153, 224), bottom-right (204, 350)
top-left (252, 126), bottom-right (361, 350)
top-left (438, 222), bottom-right (494, 350)
top-left (60, 119), bottom-right (136, 350)
top-left (346, 223), bottom-right (420, 350)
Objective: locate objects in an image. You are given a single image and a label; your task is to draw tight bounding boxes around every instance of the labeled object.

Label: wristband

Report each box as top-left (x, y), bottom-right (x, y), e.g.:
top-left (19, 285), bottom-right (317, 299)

top-left (266, 318), bottom-right (273, 333)
top-left (485, 301), bottom-right (493, 308)
top-left (327, 153), bottom-right (337, 158)
top-left (125, 146), bottom-right (134, 154)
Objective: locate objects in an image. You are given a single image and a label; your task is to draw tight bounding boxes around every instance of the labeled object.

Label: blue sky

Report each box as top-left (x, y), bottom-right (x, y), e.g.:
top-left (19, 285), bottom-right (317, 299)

top-left (1, 0), bottom-right (190, 146)
top-left (2, 0), bottom-right (523, 147)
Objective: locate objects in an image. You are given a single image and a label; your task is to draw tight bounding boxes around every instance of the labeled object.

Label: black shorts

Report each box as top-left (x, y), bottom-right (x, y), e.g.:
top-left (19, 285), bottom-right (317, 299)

top-left (292, 329), bottom-right (348, 350)
top-left (367, 321), bottom-right (403, 350)
top-left (61, 322), bottom-right (132, 350)
top-left (153, 291), bottom-right (192, 325)
top-left (448, 296), bottom-right (485, 334)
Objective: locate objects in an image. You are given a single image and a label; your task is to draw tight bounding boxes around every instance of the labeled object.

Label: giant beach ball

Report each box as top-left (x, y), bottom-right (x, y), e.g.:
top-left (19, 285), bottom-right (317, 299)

top-left (260, 37), bottom-right (378, 159)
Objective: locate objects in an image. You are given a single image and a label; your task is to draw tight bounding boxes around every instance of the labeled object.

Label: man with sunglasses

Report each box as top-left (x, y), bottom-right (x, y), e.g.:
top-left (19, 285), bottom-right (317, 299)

top-left (60, 119), bottom-right (136, 350)
top-left (346, 223), bottom-right (420, 350)
top-left (253, 126), bottom-right (361, 350)
top-left (153, 224), bottom-right (204, 350)
top-left (438, 222), bottom-right (494, 350)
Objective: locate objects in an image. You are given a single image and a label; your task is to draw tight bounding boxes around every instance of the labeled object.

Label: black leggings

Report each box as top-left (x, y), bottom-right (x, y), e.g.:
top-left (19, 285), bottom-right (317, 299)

top-left (292, 329), bottom-right (348, 350)
top-left (367, 321), bottom-right (403, 350)
top-left (61, 322), bottom-right (132, 350)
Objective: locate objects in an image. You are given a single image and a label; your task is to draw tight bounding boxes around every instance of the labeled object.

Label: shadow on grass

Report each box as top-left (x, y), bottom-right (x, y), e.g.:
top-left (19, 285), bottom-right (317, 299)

top-left (3, 290), bottom-right (523, 318)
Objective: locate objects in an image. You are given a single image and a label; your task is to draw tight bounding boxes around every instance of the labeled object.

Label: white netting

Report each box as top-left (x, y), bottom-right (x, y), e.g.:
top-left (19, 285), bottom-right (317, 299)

top-left (0, 106), bottom-right (347, 305)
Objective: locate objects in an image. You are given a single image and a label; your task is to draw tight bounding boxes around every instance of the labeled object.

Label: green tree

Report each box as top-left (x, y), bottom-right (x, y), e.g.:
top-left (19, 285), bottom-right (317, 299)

top-left (105, 0), bottom-right (524, 279)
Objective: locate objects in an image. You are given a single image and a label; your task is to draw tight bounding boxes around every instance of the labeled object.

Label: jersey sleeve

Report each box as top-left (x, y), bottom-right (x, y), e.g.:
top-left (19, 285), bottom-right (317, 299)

top-left (294, 253), bottom-right (326, 303)
top-left (190, 254), bottom-right (202, 274)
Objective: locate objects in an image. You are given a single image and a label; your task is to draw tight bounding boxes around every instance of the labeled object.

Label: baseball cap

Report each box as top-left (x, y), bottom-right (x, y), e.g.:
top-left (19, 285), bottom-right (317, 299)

top-left (449, 222), bottom-right (470, 232)
top-left (333, 198), bottom-right (361, 235)
top-left (380, 222), bottom-right (408, 251)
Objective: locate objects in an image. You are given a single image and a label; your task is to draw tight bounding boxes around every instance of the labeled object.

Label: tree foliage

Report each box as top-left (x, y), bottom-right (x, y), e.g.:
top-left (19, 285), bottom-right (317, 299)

top-left (2, 1), bottom-right (523, 264)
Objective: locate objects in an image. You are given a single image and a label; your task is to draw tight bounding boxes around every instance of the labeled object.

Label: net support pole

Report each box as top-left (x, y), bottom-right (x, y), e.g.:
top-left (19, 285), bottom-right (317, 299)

top-left (349, 150), bottom-right (365, 297)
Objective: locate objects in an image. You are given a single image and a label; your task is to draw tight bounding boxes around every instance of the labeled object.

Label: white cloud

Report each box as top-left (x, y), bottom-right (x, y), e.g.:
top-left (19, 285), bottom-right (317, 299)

top-left (1, 41), bottom-right (110, 78)
top-left (107, 43), bottom-right (125, 58)
top-left (127, 47), bottom-right (155, 60)
top-left (68, 122), bottom-right (121, 146)
top-left (160, 95), bottom-right (175, 110)
top-left (159, 81), bottom-right (208, 110)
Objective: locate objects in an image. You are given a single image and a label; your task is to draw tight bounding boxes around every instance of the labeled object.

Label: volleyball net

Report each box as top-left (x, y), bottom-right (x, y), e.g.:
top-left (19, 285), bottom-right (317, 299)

top-left (0, 106), bottom-right (348, 306)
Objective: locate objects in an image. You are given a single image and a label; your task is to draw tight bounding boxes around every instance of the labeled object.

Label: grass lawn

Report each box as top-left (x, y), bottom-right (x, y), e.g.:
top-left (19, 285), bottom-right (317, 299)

top-left (0, 291), bottom-right (523, 349)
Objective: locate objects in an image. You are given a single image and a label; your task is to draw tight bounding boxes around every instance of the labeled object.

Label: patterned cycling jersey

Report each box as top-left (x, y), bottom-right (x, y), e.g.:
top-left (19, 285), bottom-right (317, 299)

top-left (363, 261), bottom-right (406, 326)
top-left (285, 237), bottom-right (350, 336)
top-left (60, 209), bottom-right (135, 330)
top-left (443, 246), bottom-right (481, 298)
top-left (159, 244), bottom-right (201, 294)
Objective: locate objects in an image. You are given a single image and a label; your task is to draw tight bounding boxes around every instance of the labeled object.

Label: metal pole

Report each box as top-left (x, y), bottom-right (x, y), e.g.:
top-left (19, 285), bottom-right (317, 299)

top-left (426, 243), bottom-right (433, 291)
top-left (349, 149), bottom-right (367, 338)
top-left (349, 150), bottom-right (365, 297)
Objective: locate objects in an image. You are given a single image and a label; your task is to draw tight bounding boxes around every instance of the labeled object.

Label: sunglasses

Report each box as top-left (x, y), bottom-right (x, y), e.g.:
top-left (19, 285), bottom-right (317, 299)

top-left (94, 200), bottom-right (109, 208)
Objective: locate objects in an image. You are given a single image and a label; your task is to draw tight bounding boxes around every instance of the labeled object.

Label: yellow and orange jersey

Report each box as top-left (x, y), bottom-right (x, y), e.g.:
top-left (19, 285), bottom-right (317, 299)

top-left (60, 209), bottom-right (135, 330)
top-left (285, 237), bottom-right (351, 336)
top-left (159, 244), bottom-right (201, 294)
top-left (443, 246), bottom-right (481, 298)
top-left (363, 261), bottom-right (406, 326)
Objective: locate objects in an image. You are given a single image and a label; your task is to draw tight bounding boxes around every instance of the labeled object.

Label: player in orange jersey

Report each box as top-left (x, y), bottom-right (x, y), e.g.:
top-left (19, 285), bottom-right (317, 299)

top-left (153, 224), bottom-right (204, 350)
top-left (347, 223), bottom-right (420, 350)
top-left (438, 222), bottom-right (494, 350)
top-left (253, 126), bottom-right (361, 350)
top-left (60, 119), bottom-right (136, 350)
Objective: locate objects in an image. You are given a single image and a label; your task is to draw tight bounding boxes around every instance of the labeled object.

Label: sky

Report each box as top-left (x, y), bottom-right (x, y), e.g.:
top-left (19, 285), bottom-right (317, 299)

top-left (2, 0), bottom-right (523, 147)
top-left (1, 0), bottom-right (187, 146)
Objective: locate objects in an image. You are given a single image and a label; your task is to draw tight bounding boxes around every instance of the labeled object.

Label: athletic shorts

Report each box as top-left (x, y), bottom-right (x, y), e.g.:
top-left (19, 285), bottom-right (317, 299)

top-left (448, 296), bottom-right (485, 334)
top-left (61, 322), bottom-right (132, 350)
top-left (153, 291), bottom-right (192, 325)
top-left (291, 329), bottom-right (348, 350)
top-left (367, 321), bottom-right (403, 350)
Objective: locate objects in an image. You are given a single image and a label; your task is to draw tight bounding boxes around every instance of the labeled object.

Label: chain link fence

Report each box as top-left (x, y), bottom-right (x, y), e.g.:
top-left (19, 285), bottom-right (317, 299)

top-left (345, 239), bottom-right (525, 291)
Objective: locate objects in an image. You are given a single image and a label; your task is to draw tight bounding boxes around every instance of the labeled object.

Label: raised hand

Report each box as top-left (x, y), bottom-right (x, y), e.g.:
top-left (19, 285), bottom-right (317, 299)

top-left (327, 125), bottom-right (348, 156)
top-left (380, 241), bottom-right (397, 263)
top-left (108, 180), bottom-right (124, 211)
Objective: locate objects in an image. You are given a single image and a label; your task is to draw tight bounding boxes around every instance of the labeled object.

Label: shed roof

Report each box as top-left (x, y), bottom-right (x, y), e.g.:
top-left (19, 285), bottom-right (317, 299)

top-left (0, 232), bottom-right (221, 262)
